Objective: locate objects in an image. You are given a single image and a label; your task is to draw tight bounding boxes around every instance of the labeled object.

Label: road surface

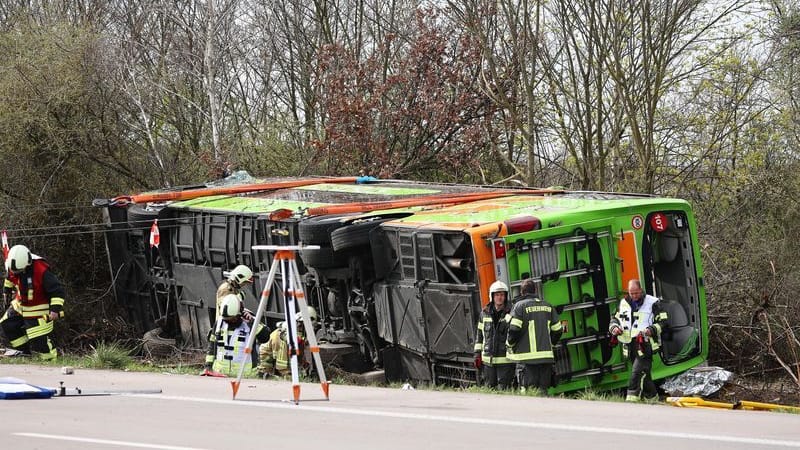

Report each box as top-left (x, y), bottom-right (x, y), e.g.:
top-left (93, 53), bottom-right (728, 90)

top-left (1, 364), bottom-right (798, 449)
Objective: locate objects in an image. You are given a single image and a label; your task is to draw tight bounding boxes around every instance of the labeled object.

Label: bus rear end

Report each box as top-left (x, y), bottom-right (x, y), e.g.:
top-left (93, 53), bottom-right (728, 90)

top-left (486, 196), bottom-right (707, 392)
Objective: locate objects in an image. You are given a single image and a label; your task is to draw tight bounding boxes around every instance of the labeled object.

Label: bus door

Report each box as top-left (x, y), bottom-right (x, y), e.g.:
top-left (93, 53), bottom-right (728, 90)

top-left (493, 220), bottom-right (625, 384)
top-left (641, 211), bottom-right (704, 364)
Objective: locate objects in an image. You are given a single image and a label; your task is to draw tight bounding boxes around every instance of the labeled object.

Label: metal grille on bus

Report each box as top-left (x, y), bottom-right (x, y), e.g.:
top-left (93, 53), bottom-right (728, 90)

top-left (398, 232), bottom-right (437, 281)
top-left (529, 245), bottom-right (560, 278)
top-left (416, 234), bottom-right (437, 281)
top-left (399, 233), bottom-right (415, 279)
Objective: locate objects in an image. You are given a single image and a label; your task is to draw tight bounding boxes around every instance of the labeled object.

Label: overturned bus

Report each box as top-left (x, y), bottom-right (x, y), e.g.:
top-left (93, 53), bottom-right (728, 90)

top-left (95, 175), bottom-right (707, 393)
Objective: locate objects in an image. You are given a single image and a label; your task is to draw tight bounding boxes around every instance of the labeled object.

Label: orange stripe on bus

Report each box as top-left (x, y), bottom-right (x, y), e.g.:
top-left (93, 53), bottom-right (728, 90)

top-left (617, 230), bottom-right (640, 290)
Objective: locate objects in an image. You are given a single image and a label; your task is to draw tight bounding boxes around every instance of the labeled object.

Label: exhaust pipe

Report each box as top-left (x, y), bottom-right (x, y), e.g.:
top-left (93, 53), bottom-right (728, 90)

top-left (443, 257), bottom-right (472, 270)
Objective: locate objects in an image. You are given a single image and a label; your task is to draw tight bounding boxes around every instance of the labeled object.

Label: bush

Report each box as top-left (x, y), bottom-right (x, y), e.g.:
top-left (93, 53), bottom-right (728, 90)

top-left (87, 341), bottom-right (133, 370)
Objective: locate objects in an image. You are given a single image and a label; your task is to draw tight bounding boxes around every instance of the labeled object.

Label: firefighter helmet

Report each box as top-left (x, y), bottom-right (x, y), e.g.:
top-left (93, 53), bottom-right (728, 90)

top-left (228, 265), bottom-right (253, 285)
top-left (220, 294), bottom-right (242, 318)
top-left (295, 306), bottom-right (318, 323)
top-left (7, 245), bottom-right (31, 274)
top-left (489, 280), bottom-right (508, 295)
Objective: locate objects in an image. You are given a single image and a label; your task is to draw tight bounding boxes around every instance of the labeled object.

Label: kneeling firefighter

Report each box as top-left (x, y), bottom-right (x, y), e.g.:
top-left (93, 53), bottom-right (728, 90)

top-left (0, 245), bottom-right (66, 360)
top-left (257, 306), bottom-right (318, 378)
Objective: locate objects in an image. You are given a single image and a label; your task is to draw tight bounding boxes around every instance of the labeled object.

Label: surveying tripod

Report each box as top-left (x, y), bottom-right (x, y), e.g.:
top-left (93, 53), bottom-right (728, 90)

top-left (231, 245), bottom-right (330, 404)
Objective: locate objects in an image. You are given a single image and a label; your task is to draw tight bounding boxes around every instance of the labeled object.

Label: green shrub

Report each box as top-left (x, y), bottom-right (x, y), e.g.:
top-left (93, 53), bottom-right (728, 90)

top-left (87, 342), bottom-right (133, 370)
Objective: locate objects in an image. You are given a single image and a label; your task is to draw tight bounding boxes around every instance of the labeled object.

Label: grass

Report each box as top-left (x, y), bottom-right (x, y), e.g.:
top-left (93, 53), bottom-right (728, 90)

top-left (87, 342), bottom-right (134, 369)
top-left (574, 388), bottom-right (626, 402)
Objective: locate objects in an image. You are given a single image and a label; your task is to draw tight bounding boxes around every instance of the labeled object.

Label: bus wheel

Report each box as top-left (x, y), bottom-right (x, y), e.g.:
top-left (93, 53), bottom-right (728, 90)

top-left (127, 204), bottom-right (160, 229)
top-left (300, 246), bottom-right (348, 269)
top-left (298, 215), bottom-right (354, 245)
top-left (330, 218), bottom-right (393, 251)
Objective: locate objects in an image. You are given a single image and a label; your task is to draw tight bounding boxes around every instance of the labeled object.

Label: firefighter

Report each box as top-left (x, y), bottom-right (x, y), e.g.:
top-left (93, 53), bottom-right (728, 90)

top-left (257, 306), bottom-right (318, 378)
top-left (0, 245), bottom-right (65, 360)
top-left (609, 279), bottom-right (669, 402)
top-left (506, 279), bottom-right (563, 394)
top-left (216, 265), bottom-right (253, 319)
top-left (203, 294), bottom-right (269, 377)
top-left (474, 281), bottom-right (515, 389)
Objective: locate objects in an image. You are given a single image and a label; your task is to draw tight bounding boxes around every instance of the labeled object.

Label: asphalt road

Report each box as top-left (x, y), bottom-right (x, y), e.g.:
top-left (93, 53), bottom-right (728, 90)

top-left (1, 364), bottom-right (798, 450)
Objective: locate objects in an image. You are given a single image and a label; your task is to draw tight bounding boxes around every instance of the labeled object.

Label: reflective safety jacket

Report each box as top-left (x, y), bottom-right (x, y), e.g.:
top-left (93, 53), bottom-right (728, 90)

top-left (205, 319), bottom-right (269, 376)
top-left (260, 328), bottom-right (290, 374)
top-left (5, 257), bottom-right (65, 319)
top-left (609, 294), bottom-right (668, 357)
top-left (506, 296), bottom-right (563, 364)
top-left (474, 302), bottom-right (513, 365)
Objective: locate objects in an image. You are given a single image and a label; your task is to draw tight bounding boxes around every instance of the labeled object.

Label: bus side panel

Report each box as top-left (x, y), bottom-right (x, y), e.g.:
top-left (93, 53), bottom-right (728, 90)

top-left (373, 282), bottom-right (427, 354)
top-left (421, 284), bottom-right (479, 356)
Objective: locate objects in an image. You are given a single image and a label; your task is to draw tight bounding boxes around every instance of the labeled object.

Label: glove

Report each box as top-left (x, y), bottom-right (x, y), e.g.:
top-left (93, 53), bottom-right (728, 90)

top-left (610, 326), bottom-right (622, 336)
top-left (473, 353), bottom-right (482, 369)
top-left (242, 308), bottom-right (254, 323)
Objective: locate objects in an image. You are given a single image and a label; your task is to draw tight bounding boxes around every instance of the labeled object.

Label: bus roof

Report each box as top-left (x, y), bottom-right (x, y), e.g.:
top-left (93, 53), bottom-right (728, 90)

top-left (382, 193), bottom-right (689, 231)
top-left (168, 180), bottom-right (511, 214)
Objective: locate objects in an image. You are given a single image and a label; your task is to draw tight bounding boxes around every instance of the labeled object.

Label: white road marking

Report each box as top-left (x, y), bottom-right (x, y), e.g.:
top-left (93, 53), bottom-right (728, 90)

top-left (135, 394), bottom-right (800, 448)
top-left (14, 432), bottom-right (209, 450)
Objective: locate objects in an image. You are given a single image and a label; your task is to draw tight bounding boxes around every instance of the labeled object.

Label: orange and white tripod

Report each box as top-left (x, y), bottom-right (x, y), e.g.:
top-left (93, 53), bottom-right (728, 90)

top-left (230, 245), bottom-right (330, 404)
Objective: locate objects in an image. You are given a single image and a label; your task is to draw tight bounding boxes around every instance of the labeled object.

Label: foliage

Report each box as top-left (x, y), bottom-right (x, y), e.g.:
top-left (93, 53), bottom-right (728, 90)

top-left (87, 341), bottom-right (134, 370)
top-left (311, 9), bottom-right (496, 182)
top-left (0, 1), bottom-right (798, 386)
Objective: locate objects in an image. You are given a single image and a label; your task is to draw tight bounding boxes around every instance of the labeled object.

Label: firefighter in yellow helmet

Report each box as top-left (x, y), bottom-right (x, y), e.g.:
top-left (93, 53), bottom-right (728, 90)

top-left (203, 294), bottom-right (270, 377)
top-left (215, 265), bottom-right (253, 319)
top-left (257, 306), bottom-right (318, 378)
top-left (0, 245), bottom-right (65, 360)
top-left (474, 280), bottom-right (514, 389)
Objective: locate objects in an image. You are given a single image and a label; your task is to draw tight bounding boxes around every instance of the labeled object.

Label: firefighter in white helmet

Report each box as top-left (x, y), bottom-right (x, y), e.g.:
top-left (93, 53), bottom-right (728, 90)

top-left (0, 245), bottom-right (65, 360)
top-left (474, 280), bottom-right (515, 389)
top-left (203, 294), bottom-right (270, 377)
top-left (257, 306), bottom-right (319, 378)
top-left (215, 265), bottom-right (253, 319)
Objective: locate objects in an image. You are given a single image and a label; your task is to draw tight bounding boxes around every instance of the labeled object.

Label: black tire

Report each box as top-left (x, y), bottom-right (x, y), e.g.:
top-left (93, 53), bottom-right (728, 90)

top-left (298, 215), bottom-right (355, 245)
top-left (127, 204), bottom-right (161, 229)
top-left (300, 246), bottom-right (349, 269)
top-left (141, 327), bottom-right (177, 358)
top-left (330, 217), bottom-right (395, 251)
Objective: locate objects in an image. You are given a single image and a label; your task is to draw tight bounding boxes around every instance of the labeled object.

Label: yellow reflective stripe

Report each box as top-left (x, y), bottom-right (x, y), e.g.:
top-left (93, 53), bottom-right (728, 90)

top-left (507, 350), bottom-right (554, 361)
top-left (205, 354), bottom-right (215, 363)
top-left (510, 317), bottom-right (523, 328)
top-left (550, 321), bottom-right (562, 331)
top-left (655, 312), bottom-right (668, 321)
top-left (26, 319), bottom-right (54, 338)
top-left (474, 343), bottom-right (483, 351)
top-left (477, 321), bottom-right (484, 331)
top-left (50, 297), bottom-right (65, 307)
top-left (529, 321), bottom-right (537, 356)
top-left (10, 335), bottom-right (29, 347)
top-left (38, 347), bottom-right (57, 360)
top-left (653, 324), bottom-right (662, 334)
top-left (4, 279), bottom-right (14, 288)
top-left (22, 304), bottom-right (49, 312)
top-left (485, 356), bottom-right (513, 365)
